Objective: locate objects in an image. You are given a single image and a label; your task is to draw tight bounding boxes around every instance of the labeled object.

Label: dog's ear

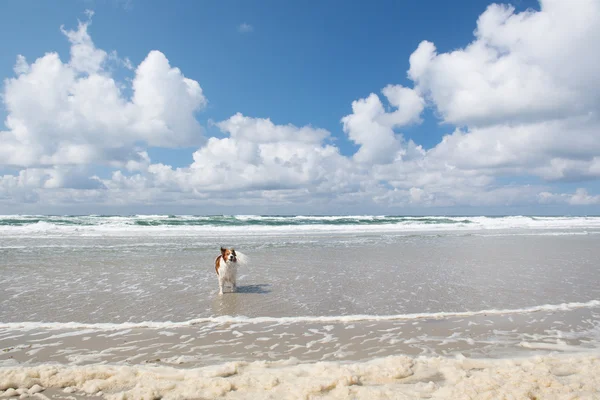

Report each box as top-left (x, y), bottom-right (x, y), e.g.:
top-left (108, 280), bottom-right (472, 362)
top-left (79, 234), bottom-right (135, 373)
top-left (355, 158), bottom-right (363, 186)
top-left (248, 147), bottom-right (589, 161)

top-left (220, 247), bottom-right (227, 255)
top-left (231, 248), bottom-right (236, 255)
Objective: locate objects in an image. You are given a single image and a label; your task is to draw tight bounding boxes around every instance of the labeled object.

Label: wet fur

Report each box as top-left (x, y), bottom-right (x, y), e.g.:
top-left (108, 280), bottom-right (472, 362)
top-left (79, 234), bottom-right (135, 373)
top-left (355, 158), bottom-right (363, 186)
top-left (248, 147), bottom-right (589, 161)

top-left (215, 247), bottom-right (247, 295)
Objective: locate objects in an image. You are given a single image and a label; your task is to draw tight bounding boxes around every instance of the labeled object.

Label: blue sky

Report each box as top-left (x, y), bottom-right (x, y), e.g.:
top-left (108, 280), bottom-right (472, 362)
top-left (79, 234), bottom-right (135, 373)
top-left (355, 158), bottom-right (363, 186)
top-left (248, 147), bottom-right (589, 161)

top-left (0, 0), bottom-right (599, 215)
top-left (2, 0), bottom-right (522, 156)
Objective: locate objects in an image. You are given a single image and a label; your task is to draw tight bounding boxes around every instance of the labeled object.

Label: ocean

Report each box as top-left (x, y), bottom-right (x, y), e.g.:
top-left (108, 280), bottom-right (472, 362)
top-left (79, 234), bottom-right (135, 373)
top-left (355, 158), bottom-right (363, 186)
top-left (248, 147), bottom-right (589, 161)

top-left (1, 215), bottom-right (599, 399)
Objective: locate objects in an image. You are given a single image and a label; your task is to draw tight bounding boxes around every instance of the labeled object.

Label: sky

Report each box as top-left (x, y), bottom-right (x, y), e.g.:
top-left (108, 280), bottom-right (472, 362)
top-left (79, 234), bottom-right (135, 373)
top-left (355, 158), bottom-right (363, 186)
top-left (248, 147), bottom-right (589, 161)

top-left (0, 0), bottom-right (599, 215)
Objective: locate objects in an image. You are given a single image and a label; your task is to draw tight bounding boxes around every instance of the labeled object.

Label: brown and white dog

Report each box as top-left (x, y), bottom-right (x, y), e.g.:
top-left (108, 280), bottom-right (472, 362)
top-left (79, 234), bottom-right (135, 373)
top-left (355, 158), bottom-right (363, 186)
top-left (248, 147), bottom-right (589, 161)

top-left (215, 247), bottom-right (244, 295)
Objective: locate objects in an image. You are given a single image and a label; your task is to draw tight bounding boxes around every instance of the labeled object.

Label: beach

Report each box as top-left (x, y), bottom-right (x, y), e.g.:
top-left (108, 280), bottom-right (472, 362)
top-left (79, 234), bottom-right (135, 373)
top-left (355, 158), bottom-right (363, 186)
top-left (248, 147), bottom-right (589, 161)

top-left (1, 215), bottom-right (600, 398)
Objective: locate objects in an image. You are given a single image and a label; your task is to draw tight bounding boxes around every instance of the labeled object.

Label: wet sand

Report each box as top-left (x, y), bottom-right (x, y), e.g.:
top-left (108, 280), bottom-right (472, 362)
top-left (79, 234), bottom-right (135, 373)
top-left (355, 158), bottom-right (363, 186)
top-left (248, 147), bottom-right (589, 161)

top-left (2, 306), bottom-right (600, 398)
top-left (2, 219), bottom-right (600, 398)
top-left (1, 307), bottom-right (599, 367)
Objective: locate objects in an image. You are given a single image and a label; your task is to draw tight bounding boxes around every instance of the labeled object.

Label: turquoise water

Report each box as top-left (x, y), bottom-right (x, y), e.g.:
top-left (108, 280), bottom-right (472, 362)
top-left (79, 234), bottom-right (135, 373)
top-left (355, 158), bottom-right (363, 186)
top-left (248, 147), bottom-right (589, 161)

top-left (0, 214), bottom-right (598, 229)
top-left (0, 214), bottom-right (474, 227)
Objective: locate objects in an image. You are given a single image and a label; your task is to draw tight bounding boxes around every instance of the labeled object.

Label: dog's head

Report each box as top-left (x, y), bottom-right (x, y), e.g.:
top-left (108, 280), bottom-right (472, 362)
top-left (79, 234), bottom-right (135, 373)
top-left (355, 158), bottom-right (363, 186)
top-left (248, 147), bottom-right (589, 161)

top-left (220, 247), bottom-right (237, 263)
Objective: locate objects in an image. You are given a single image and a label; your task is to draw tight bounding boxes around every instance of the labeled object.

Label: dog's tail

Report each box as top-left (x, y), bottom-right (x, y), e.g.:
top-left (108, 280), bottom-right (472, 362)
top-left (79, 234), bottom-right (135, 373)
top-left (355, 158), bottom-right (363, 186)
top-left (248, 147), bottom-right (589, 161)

top-left (235, 251), bottom-right (249, 266)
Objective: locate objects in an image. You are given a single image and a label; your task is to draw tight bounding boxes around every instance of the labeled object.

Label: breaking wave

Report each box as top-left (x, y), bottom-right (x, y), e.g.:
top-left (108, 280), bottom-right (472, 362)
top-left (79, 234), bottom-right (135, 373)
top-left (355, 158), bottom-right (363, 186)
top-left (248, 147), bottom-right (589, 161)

top-left (1, 215), bottom-right (599, 236)
top-left (2, 299), bottom-right (598, 331)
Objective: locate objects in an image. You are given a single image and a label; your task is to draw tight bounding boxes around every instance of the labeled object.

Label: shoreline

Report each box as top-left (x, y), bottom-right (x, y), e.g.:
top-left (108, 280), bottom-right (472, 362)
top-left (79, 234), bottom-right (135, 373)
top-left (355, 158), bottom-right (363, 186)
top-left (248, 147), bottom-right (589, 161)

top-left (1, 306), bottom-right (599, 367)
top-left (2, 218), bottom-right (600, 398)
top-left (1, 351), bottom-right (599, 399)
top-left (2, 306), bottom-right (600, 398)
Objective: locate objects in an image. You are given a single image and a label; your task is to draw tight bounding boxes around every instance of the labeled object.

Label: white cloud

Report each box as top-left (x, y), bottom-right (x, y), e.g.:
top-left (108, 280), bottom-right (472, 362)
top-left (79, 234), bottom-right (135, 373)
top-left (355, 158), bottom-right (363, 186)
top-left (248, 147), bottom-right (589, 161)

top-left (425, 116), bottom-right (600, 179)
top-left (13, 55), bottom-right (29, 75)
top-left (408, 0), bottom-right (600, 127)
top-left (336, 0), bottom-right (600, 208)
top-left (569, 188), bottom-right (600, 205)
top-left (0, 167), bottom-right (103, 190)
top-left (0, 166), bottom-right (106, 207)
top-left (402, 0), bottom-right (600, 185)
top-left (216, 112), bottom-right (330, 144)
top-left (341, 85), bottom-right (424, 164)
top-left (103, 115), bottom-right (360, 203)
top-left (238, 23), bottom-right (254, 33)
top-left (1, 3), bottom-right (600, 213)
top-left (60, 16), bottom-right (107, 75)
top-left (0, 13), bottom-right (206, 169)
top-left (538, 188), bottom-right (600, 205)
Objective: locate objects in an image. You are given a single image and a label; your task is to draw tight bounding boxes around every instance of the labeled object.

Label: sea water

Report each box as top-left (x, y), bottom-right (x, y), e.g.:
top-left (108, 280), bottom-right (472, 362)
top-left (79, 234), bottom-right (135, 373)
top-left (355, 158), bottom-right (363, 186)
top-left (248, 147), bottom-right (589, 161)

top-left (1, 215), bottom-right (599, 399)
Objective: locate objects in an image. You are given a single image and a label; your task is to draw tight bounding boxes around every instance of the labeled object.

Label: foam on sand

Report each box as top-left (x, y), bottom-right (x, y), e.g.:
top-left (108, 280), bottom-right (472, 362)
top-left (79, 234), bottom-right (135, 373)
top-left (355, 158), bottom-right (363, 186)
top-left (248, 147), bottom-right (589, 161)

top-left (1, 352), bottom-right (599, 399)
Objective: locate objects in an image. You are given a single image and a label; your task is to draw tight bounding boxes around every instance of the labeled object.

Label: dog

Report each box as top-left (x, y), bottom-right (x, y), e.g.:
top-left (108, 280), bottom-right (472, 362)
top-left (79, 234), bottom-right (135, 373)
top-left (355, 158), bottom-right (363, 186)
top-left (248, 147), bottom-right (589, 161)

top-left (215, 247), bottom-right (245, 295)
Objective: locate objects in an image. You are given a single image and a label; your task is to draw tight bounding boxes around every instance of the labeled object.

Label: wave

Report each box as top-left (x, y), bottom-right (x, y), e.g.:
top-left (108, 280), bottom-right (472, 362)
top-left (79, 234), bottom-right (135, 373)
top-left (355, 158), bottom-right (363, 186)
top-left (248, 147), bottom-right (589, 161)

top-left (1, 215), bottom-right (600, 235)
top-left (2, 299), bottom-right (598, 331)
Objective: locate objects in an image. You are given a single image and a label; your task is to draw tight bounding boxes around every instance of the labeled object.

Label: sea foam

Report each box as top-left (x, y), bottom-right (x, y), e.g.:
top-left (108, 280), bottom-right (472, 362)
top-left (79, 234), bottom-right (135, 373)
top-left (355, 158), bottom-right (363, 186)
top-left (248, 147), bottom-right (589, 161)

top-left (1, 299), bottom-right (598, 331)
top-left (1, 215), bottom-right (600, 237)
top-left (1, 352), bottom-right (599, 399)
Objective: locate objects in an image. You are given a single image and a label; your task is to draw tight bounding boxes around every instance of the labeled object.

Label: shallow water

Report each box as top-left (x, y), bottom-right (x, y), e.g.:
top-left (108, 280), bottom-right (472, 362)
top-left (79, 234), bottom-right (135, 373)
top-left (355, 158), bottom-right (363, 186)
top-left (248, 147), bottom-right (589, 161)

top-left (1, 223), bottom-right (600, 323)
top-left (1, 216), bottom-right (600, 399)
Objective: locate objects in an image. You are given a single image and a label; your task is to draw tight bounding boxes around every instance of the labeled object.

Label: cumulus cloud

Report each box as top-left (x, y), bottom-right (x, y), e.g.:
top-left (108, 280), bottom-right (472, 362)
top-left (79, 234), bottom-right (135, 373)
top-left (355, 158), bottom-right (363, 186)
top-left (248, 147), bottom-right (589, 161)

top-left (539, 188), bottom-right (600, 206)
top-left (425, 116), bottom-right (600, 178)
top-left (0, 167), bottom-right (103, 190)
top-left (403, 0), bottom-right (600, 184)
top-left (1, 2), bottom-right (600, 212)
top-left (409, 1), bottom-right (600, 127)
top-left (0, 13), bottom-right (206, 169)
top-left (0, 166), bottom-right (106, 207)
top-left (341, 85), bottom-right (424, 164)
top-left (337, 0), bottom-right (600, 209)
top-left (101, 114), bottom-right (363, 207)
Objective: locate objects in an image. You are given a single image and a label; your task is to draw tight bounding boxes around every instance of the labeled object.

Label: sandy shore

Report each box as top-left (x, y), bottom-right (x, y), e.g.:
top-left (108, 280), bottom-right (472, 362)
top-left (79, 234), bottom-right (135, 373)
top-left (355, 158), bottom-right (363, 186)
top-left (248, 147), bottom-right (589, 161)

top-left (2, 222), bottom-right (600, 398)
top-left (1, 352), bottom-right (599, 399)
top-left (1, 306), bottom-right (599, 398)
